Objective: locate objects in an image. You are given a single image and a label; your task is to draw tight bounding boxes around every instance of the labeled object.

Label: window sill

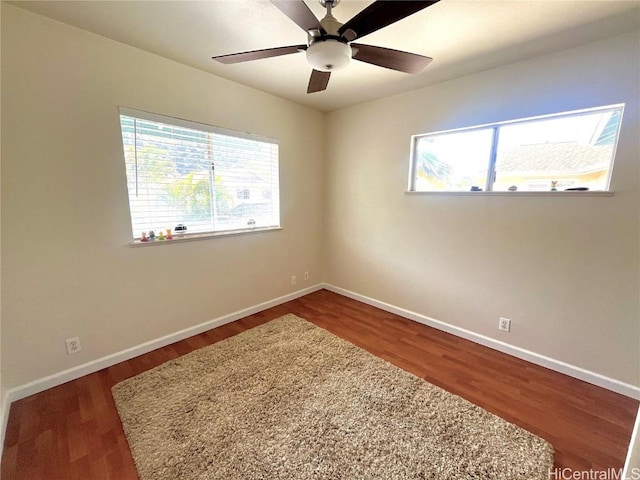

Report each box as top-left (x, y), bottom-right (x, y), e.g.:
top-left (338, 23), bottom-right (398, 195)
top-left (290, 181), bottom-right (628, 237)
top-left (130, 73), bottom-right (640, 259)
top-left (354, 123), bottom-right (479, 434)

top-left (405, 191), bottom-right (614, 197)
top-left (129, 226), bottom-right (282, 247)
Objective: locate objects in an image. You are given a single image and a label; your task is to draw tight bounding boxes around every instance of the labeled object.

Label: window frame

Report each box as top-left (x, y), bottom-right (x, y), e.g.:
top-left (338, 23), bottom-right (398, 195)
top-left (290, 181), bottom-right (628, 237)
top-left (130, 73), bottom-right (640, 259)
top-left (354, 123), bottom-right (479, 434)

top-left (118, 107), bottom-right (281, 244)
top-left (408, 104), bottom-right (624, 194)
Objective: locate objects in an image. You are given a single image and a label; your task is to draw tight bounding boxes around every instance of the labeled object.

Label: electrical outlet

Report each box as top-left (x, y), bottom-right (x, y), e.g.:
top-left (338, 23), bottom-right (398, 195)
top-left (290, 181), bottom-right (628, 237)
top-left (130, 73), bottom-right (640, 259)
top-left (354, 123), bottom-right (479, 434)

top-left (304, 271), bottom-right (309, 281)
top-left (291, 275), bottom-right (297, 285)
top-left (66, 337), bottom-right (82, 355)
top-left (498, 317), bottom-right (511, 332)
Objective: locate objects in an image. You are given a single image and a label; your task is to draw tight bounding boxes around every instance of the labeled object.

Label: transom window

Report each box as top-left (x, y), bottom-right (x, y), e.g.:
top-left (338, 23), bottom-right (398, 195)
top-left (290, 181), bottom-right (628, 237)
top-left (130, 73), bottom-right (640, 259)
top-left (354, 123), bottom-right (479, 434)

top-left (118, 108), bottom-right (280, 240)
top-left (409, 105), bottom-right (624, 193)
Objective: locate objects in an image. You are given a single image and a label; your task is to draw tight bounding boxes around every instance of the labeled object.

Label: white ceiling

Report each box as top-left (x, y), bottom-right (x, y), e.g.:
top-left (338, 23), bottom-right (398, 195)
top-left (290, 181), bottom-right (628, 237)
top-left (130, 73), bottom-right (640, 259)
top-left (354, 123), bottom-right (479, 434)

top-left (9, 0), bottom-right (640, 112)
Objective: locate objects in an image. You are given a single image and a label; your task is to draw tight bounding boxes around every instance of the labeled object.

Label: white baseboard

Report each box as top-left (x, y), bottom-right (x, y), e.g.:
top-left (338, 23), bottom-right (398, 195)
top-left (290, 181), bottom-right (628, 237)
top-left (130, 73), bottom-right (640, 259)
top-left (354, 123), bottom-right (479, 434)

top-left (322, 283), bottom-right (640, 400)
top-left (2, 281), bottom-right (637, 459)
top-left (0, 392), bottom-right (10, 458)
top-left (1, 284), bottom-right (323, 427)
top-left (623, 406), bottom-right (640, 479)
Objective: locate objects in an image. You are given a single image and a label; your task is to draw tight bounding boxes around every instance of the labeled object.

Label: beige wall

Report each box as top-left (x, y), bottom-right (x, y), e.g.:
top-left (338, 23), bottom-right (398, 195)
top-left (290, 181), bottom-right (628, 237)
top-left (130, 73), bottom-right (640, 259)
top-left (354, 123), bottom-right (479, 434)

top-left (1, 5), bottom-right (325, 390)
top-left (0, 0), bottom-right (3, 425)
top-left (324, 32), bottom-right (640, 386)
top-left (1, 4), bottom-right (638, 397)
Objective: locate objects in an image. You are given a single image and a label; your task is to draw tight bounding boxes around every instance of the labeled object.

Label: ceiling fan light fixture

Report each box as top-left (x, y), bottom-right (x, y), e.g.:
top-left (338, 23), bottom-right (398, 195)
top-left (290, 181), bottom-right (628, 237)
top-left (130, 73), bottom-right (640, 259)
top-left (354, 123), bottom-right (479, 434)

top-left (306, 39), bottom-right (352, 72)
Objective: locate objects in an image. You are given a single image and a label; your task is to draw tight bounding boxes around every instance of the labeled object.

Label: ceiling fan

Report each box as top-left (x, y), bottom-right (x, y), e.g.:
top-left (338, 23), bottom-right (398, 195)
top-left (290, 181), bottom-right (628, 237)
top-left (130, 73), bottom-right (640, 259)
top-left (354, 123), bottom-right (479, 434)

top-left (212, 0), bottom-right (439, 94)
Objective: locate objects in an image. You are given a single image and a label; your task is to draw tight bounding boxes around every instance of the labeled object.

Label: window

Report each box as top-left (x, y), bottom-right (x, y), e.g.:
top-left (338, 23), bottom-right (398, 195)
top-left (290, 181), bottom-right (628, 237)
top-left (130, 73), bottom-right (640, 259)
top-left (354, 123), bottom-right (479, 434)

top-left (119, 108), bottom-right (280, 240)
top-left (410, 105), bottom-right (623, 193)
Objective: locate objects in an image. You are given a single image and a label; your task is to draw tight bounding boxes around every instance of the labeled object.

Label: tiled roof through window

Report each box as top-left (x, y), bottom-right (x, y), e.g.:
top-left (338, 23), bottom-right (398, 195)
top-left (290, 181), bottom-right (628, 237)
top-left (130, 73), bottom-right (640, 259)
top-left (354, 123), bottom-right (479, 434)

top-left (498, 143), bottom-right (612, 175)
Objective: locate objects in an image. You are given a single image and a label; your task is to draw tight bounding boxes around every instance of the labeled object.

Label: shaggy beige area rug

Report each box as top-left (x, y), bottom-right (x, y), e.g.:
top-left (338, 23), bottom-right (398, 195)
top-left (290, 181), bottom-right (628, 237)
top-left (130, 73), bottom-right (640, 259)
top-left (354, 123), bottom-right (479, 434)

top-left (112, 314), bottom-right (554, 479)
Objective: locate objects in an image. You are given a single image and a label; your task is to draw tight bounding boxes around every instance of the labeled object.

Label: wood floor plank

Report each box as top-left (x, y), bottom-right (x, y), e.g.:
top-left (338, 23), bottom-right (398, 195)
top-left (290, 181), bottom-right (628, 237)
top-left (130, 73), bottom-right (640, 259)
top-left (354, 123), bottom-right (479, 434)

top-left (2, 289), bottom-right (637, 479)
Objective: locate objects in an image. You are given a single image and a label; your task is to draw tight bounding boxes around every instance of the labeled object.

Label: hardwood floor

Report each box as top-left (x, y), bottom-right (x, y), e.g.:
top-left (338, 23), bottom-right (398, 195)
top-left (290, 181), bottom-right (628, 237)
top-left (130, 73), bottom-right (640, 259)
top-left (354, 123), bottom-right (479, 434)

top-left (2, 289), bottom-right (638, 479)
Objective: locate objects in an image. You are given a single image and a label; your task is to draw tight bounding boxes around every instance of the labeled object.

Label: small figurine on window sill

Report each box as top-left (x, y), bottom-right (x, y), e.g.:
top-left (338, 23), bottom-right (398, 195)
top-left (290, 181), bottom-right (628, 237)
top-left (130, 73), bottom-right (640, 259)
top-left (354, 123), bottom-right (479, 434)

top-left (140, 232), bottom-right (149, 242)
top-left (148, 230), bottom-right (156, 241)
top-left (157, 230), bottom-right (165, 240)
top-left (166, 229), bottom-right (173, 240)
top-left (550, 181), bottom-right (558, 191)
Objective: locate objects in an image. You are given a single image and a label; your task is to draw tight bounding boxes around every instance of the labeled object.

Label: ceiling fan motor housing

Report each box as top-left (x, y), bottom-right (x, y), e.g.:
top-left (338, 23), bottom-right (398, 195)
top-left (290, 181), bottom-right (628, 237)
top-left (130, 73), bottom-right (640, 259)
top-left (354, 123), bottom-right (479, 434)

top-left (306, 0), bottom-right (351, 73)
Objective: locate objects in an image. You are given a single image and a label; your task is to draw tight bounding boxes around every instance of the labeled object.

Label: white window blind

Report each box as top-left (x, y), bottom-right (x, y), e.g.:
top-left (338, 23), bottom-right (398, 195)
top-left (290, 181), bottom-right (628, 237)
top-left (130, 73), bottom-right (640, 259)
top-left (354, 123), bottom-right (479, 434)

top-left (118, 108), bottom-right (280, 239)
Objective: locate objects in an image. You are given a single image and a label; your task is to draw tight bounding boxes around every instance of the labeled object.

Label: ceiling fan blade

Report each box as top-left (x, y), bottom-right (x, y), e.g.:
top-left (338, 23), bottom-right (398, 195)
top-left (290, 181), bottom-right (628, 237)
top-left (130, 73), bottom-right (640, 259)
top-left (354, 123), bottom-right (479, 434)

top-left (307, 70), bottom-right (331, 93)
top-left (213, 45), bottom-right (306, 64)
top-left (338, 1), bottom-right (439, 40)
top-left (351, 43), bottom-right (432, 74)
top-left (270, 0), bottom-right (323, 33)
